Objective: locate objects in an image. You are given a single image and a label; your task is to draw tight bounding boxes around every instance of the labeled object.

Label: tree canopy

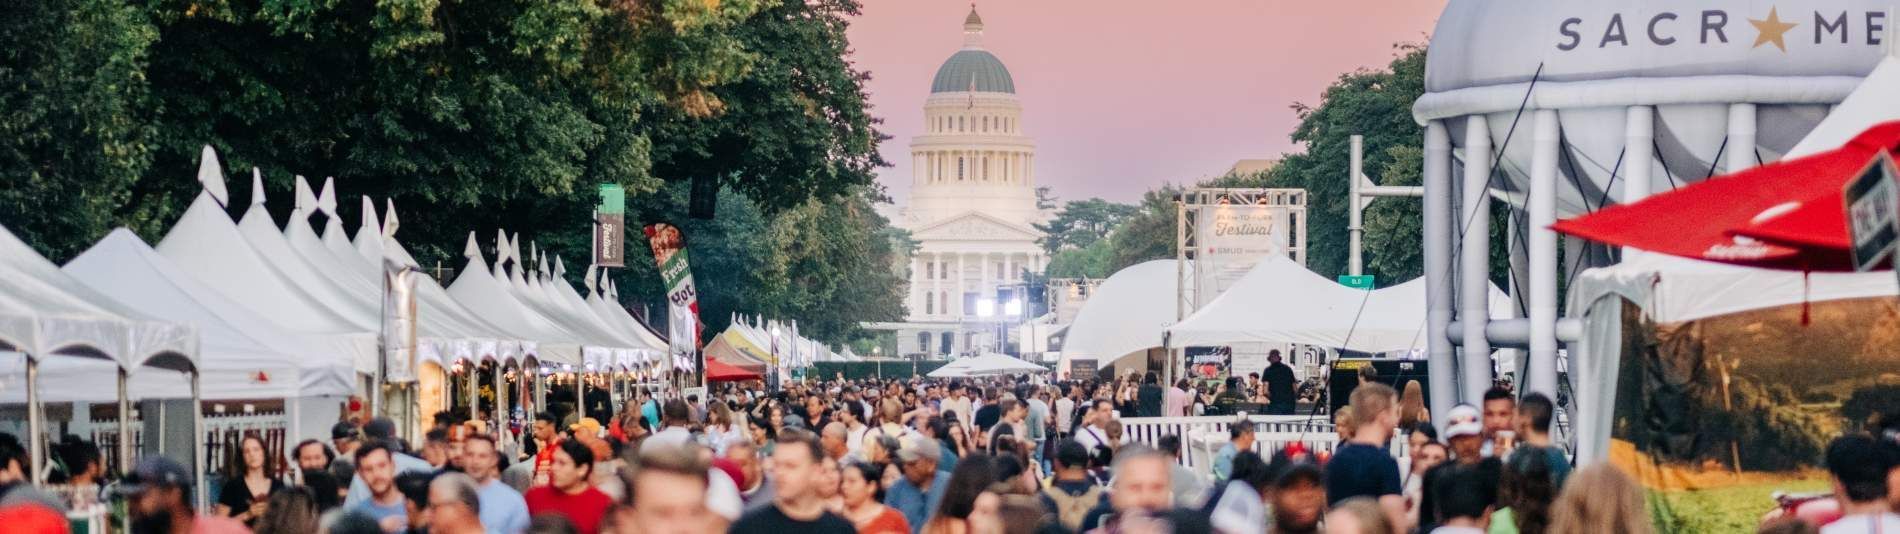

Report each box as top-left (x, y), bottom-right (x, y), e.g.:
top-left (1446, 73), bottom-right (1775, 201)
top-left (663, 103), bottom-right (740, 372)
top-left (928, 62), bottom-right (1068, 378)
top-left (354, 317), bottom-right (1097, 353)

top-left (0, 0), bottom-right (902, 345)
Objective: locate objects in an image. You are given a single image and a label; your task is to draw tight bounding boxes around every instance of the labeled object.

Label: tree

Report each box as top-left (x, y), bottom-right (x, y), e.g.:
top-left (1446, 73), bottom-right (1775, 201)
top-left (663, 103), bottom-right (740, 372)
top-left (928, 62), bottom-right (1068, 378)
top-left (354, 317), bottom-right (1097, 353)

top-left (1267, 43), bottom-right (1429, 279)
top-left (1035, 198), bottom-right (1138, 254)
top-left (1105, 185), bottom-right (1183, 274)
top-left (1044, 239), bottom-right (1113, 279)
top-left (0, 1), bottom-right (157, 260)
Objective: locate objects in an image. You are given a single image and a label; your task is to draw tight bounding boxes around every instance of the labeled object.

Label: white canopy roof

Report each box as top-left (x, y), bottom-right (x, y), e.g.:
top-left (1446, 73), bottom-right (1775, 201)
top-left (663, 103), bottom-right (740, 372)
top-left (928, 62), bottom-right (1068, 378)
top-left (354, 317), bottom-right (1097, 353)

top-left (1062, 260), bottom-right (1187, 366)
top-left (444, 234), bottom-right (583, 366)
top-left (956, 353), bottom-right (1047, 376)
top-left (50, 229), bottom-right (356, 399)
top-left (155, 152), bottom-right (376, 374)
top-left (1167, 255), bottom-right (1514, 353)
top-left (0, 224), bottom-right (197, 371)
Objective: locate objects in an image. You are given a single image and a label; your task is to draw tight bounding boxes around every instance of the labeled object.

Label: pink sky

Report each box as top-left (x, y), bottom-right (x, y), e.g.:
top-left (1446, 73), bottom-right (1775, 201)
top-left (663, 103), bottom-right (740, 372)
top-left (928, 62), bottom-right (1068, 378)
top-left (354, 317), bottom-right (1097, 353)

top-left (847, 0), bottom-right (1447, 206)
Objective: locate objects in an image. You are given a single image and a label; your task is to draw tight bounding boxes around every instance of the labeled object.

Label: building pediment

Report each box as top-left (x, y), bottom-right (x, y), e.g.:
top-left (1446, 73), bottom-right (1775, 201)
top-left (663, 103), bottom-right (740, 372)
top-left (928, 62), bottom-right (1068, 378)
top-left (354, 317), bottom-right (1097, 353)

top-left (912, 211), bottom-right (1042, 242)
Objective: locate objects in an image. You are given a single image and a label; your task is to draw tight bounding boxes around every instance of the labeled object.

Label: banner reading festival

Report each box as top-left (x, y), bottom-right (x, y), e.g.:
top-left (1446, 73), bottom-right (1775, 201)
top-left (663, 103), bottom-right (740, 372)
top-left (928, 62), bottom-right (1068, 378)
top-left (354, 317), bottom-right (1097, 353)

top-left (644, 223), bottom-right (701, 346)
top-left (1194, 204), bottom-right (1288, 307)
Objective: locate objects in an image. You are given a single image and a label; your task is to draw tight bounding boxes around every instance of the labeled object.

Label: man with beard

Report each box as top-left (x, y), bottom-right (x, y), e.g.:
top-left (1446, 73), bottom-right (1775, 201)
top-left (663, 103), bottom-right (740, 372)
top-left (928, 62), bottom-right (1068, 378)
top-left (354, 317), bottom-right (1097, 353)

top-left (346, 441), bottom-right (410, 532)
top-left (122, 456), bottom-right (248, 534)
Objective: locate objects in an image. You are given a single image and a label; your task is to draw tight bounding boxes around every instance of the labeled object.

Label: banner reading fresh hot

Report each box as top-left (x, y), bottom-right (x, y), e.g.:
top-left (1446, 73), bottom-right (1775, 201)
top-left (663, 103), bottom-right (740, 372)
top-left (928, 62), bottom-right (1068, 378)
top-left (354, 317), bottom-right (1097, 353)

top-left (643, 222), bottom-right (701, 334)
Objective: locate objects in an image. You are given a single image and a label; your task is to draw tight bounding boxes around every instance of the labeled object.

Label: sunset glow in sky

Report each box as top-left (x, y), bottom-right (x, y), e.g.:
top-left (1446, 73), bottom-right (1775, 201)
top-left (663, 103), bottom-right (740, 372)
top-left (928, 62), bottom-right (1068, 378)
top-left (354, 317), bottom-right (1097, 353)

top-left (846, 0), bottom-right (1448, 205)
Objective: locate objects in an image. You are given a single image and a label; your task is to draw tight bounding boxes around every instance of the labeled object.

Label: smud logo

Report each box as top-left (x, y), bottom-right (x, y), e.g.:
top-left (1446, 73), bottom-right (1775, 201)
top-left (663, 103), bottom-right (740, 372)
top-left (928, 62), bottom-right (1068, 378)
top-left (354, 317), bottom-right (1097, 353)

top-left (1556, 7), bottom-right (1888, 52)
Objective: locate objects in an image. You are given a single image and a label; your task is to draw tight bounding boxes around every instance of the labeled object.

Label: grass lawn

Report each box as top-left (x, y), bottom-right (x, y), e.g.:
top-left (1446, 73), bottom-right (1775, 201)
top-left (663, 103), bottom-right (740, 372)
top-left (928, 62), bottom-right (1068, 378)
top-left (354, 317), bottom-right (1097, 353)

top-left (1648, 478), bottom-right (1831, 533)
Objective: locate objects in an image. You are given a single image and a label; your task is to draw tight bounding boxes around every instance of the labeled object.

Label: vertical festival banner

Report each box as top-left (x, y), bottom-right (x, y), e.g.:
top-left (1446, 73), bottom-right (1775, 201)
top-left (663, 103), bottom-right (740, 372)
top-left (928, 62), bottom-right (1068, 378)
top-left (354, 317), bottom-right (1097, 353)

top-left (595, 184), bottom-right (626, 268)
top-left (644, 223), bottom-right (701, 344)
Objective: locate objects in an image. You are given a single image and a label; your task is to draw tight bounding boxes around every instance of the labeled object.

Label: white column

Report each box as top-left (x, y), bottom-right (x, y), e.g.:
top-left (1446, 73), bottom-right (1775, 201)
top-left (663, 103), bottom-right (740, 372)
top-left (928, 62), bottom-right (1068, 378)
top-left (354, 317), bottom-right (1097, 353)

top-left (1727, 103), bottom-right (1758, 173)
top-left (1460, 115), bottom-right (1494, 406)
top-left (1527, 109), bottom-right (1561, 399)
top-left (1624, 106), bottom-right (1655, 256)
top-left (957, 253), bottom-right (968, 318)
top-left (912, 255), bottom-right (925, 318)
top-left (1424, 120), bottom-right (1455, 430)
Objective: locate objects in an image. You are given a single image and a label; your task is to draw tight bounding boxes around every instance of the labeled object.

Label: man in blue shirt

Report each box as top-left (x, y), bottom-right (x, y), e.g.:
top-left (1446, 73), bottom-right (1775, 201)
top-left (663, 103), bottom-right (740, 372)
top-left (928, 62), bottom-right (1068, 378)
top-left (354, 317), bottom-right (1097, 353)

top-left (1212, 419), bottom-right (1254, 481)
top-left (464, 433), bottom-right (530, 533)
top-left (884, 435), bottom-right (951, 533)
top-left (345, 441), bottom-right (410, 532)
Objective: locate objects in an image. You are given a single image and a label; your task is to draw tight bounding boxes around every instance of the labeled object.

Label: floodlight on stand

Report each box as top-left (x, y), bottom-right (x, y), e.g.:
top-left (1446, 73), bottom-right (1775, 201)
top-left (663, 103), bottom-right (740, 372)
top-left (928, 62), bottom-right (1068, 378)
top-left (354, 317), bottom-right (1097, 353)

top-left (1005, 299), bottom-right (1023, 317)
top-left (977, 298), bottom-right (996, 317)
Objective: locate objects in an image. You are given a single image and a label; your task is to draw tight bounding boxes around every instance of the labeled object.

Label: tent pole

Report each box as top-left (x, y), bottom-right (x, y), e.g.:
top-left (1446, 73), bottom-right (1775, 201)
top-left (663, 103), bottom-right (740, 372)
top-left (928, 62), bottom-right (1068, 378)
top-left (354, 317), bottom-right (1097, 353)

top-left (495, 364), bottom-right (506, 436)
top-left (1349, 135), bottom-right (1365, 277)
top-left (192, 371), bottom-right (207, 511)
top-left (1422, 120), bottom-right (1457, 429)
top-left (118, 368), bottom-right (131, 476)
top-left (26, 357), bottom-right (41, 484)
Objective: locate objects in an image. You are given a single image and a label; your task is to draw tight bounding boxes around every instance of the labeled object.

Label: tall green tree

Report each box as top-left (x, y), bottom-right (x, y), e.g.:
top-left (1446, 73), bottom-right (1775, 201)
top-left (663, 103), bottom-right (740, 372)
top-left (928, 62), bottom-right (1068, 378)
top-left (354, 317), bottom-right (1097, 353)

top-left (1105, 185), bottom-right (1183, 273)
top-left (0, 1), bottom-right (156, 260)
top-left (1035, 198), bottom-right (1138, 254)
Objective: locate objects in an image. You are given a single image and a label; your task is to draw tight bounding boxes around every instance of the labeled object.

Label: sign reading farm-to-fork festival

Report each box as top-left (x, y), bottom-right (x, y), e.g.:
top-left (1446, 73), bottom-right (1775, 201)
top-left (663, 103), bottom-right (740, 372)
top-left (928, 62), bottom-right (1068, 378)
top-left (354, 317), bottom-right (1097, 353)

top-left (1195, 203), bottom-right (1288, 306)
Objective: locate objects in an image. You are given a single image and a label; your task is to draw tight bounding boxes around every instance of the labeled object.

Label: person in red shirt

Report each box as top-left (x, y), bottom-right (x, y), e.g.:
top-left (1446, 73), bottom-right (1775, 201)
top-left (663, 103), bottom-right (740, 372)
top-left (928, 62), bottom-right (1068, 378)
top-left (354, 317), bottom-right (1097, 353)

top-left (529, 411), bottom-right (562, 487)
top-left (525, 440), bottom-right (613, 534)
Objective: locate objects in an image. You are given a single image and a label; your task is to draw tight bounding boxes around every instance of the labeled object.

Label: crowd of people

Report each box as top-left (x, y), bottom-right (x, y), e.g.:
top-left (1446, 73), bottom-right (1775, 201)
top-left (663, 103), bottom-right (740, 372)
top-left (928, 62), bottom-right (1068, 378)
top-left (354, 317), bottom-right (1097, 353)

top-left (0, 368), bottom-right (1895, 534)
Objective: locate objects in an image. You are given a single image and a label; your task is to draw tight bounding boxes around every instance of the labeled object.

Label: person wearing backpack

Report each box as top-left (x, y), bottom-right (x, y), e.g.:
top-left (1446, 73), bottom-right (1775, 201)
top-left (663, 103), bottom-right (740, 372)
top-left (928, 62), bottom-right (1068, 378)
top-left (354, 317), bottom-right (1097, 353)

top-left (1039, 441), bottom-right (1104, 533)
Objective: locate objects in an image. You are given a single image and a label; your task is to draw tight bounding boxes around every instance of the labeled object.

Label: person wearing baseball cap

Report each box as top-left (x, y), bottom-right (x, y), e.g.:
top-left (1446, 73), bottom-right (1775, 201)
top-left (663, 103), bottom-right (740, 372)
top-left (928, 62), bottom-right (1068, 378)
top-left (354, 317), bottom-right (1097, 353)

top-left (1443, 404), bottom-right (1486, 466)
top-left (122, 456), bottom-right (249, 534)
top-left (885, 435), bottom-right (951, 531)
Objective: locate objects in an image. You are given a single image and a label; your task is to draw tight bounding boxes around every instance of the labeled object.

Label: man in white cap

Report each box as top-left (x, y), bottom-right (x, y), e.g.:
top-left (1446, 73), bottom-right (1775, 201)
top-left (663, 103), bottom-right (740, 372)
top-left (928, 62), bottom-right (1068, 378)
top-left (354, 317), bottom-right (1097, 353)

top-left (884, 435), bottom-right (952, 533)
top-left (1442, 404), bottom-right (1487, 466)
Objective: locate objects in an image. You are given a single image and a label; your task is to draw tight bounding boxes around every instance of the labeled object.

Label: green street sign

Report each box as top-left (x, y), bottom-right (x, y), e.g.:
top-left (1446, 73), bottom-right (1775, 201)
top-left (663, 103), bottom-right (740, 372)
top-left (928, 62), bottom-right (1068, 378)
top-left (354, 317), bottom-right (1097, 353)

top-left (1338, 274), bottom-right (1375, 289)
top-left (598, 183), bottom-right (625, 215)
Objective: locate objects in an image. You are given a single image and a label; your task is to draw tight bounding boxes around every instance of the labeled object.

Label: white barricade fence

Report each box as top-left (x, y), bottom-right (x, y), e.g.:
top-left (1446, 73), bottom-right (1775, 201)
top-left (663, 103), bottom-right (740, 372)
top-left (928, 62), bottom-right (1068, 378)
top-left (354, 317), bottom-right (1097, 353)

top-left (1115, 415), bottom-right (1410, 480)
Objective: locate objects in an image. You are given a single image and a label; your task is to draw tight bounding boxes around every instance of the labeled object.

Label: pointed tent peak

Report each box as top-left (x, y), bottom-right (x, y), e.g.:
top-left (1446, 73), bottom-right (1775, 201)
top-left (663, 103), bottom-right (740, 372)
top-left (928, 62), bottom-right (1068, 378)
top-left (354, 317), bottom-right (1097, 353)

top-left (293, 175), bottom-right (315, 212)
top-left (463, 231), bottom-right (484, 262)
top-left (537, 254), bottom-right (550, 281)
top-left (510, 233), bottom-right (523, 265)
top-left (249, 168), bottom-right (268, 207)
top-left (584, 264), bottom-right (599, 294)
top-left (317, 177), bottom-right (338, 216)
top-left (197, 145), bottom-right (230, 207)
top-left (359, 196), bottom-right (381, 238)
top-left (554, 256), bottom-right (567, 279)
top-left (382, 198), bottom-right (399, 238)
top-left (607, 279), bottom-right (619, 299)
top-left (494, 229), bottom-right (511, 262)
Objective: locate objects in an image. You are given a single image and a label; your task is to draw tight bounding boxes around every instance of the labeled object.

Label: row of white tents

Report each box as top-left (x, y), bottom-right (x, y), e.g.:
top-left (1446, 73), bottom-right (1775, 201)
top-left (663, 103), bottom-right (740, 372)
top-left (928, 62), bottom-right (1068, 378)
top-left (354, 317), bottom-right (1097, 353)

top-left (0, 147), bottom-right (705, 486)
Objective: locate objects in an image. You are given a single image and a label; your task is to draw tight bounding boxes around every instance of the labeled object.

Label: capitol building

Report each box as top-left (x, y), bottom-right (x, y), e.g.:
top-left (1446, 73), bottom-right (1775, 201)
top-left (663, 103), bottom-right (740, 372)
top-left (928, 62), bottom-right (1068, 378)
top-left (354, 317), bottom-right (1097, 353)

top-left (873, 7), bottom-right (1048, 359)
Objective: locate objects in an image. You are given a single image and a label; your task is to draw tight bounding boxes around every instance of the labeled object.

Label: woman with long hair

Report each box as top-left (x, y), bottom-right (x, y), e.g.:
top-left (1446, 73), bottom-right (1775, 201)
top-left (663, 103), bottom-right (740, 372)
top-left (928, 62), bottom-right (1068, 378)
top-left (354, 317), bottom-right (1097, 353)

top-left (707, 401), bottom-right (745, 454)
top-left (922, 454), bottom-right (1000, 534)
top-left (252, 486), bottom-right (320, 534)
top-left (840, 461), bottom-right (911, 534)
top-left (946, 424), bottom-right (972, 460)
top-left (1494, 447), bottom-right (1559, 534)
top-left (1399, 379), bottom-right (1431, 432)
top-left (1547, 464), bottom-right (1652, 534)
top-left (215, 435), bottom-right (286, 525)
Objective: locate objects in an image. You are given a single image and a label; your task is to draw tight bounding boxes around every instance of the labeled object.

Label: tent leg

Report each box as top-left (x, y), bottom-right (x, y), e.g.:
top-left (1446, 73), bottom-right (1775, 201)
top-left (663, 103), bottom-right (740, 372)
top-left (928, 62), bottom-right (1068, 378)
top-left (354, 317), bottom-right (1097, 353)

top-left (26, 357), bottom-right (41, 484)
top-left (495, 366), bottom-right (507, 436)
top-left (192, 371), bottom-right (206, 511)
top-left (576, 372), bottom-right (585, 422)
top-left (118, 368), bottom-right (131, 476)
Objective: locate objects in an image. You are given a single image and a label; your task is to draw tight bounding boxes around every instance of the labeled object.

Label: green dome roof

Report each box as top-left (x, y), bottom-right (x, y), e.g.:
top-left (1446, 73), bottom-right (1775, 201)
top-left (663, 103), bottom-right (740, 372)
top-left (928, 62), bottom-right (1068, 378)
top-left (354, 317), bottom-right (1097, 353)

top-left (930, 50), bottom-right (1015, 94)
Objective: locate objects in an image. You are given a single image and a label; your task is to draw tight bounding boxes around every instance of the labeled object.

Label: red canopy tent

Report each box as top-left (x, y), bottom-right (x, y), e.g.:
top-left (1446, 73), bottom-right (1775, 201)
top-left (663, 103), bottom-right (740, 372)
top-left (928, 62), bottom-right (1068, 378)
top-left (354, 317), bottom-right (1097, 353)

top-left (705, 357), bottom-right (762, 382)
top-left (1552, 121), bottom-right (1900, 272)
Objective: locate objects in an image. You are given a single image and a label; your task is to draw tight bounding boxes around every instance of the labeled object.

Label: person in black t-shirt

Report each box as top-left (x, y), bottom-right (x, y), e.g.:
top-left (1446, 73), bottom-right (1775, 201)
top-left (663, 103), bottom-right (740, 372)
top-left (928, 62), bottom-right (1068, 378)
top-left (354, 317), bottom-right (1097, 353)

top-left (1323, 382), bottom-right (1405, 528)
top-left (729, 431), bottom-right (855, 534)
top-left (1262, 351), bottom-right (1298, 415)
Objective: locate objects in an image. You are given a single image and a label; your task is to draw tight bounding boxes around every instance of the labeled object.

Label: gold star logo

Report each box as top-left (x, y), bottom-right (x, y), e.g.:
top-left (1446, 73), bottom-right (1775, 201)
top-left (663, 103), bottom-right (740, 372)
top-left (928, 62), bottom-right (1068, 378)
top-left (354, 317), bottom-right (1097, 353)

top-left (1749, 7), bottom-right (1799, 52)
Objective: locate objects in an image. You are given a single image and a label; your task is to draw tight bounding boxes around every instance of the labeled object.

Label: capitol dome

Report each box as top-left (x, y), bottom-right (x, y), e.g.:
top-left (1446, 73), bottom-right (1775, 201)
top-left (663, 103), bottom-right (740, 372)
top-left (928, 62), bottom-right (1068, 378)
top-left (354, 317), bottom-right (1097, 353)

top-left (931, 50), bottom-right (1015, 93)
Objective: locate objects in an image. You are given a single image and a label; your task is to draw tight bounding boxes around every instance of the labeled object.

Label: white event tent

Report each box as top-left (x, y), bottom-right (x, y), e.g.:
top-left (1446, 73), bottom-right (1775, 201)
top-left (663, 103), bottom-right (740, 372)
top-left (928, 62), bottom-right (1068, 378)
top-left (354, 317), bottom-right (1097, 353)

top-left (1167, 255), bottom-right (1514, 353)
top-left (1061, 260), bottom-right (1187, 374)
top-left (154, 152), bottom-right (381, 378)
top-left (1565, 52), bottom-right (1900, 465)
